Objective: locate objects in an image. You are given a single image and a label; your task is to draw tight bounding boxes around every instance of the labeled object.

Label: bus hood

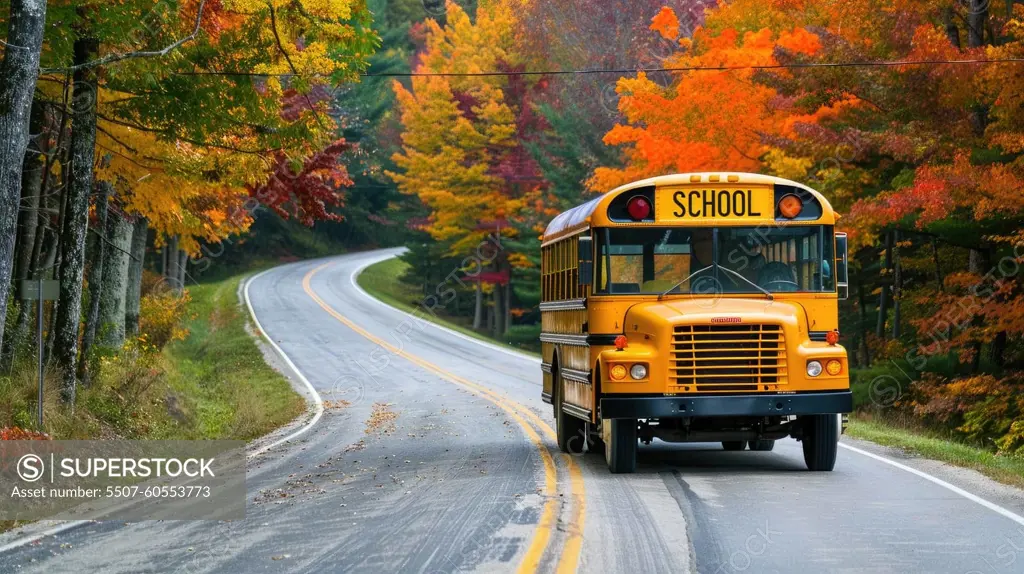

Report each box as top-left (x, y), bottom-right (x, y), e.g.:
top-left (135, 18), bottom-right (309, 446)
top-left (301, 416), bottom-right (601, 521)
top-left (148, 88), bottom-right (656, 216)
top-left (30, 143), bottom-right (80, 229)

top-left (623, 298), bottom-right (808, 337)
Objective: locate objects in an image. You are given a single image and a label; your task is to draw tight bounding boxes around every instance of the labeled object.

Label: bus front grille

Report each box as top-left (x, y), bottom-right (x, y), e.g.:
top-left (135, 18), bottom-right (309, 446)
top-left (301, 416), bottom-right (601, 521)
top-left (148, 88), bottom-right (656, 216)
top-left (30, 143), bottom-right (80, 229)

top-left (670, 324), bottom-right (787, 391)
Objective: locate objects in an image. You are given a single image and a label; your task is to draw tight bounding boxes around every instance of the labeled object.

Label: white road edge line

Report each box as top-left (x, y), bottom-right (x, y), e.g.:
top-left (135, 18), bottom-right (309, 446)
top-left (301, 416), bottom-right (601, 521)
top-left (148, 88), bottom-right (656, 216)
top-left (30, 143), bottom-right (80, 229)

top-left (0, 267), bottom-right (325, 555)
top-left (243, 266), bottom-right (325, 459)
top-left (839, 442), bottom-right (1024, 527)
top-left (347, 251), bottom-right (541, 365)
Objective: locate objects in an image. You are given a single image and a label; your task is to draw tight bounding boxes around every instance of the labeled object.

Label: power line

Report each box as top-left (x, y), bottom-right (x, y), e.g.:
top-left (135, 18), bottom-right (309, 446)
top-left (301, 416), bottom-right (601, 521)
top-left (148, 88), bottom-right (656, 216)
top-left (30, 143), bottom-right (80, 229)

top-left (164, 57), bottom-right (1024, 79)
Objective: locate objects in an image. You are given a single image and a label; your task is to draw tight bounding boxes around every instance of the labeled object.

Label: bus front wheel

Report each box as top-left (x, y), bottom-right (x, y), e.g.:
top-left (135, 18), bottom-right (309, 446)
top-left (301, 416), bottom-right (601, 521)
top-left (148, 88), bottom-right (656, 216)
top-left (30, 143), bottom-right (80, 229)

top-left (605, 418), bottom-right (637, 473)
top-left (748, 439), bottom-right (775, 451)
top-left (801, 414), bottom-right (839, 471)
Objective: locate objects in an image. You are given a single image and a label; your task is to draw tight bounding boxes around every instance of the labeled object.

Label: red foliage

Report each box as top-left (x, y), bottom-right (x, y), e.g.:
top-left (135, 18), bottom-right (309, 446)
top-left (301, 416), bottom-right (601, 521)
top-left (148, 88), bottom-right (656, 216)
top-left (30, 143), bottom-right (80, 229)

top-left (248, 139), bottom-right (354, 226)
top-left (0, 427), bottom-right (50, 440)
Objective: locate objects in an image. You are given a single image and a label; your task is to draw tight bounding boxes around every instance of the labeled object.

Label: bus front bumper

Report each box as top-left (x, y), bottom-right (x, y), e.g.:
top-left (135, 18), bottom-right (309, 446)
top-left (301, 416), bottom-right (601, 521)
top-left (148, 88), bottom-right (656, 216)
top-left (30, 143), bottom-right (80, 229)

top-left (600, 391), bottom-right (853, 420)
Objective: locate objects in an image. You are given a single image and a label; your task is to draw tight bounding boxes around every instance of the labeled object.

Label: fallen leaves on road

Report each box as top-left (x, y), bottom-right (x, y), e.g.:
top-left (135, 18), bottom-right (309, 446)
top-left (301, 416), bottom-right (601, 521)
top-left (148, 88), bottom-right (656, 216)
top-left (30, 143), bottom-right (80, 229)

top-left (323, 399), bottom-right (351, 411)
top-left (365, 402), bottom-right (398, 435)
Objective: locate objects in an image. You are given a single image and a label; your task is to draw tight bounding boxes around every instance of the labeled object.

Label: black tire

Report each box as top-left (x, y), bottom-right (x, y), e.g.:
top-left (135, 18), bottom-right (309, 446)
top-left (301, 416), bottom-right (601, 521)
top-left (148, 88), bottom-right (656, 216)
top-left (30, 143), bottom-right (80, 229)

top-left (722, 440), bottom-right (747, 451)
top-left (748, 439), bottom-right (775, 451)
top-left (605, 418), bottom-right (637, 473)
top-left (802, 414), bottom-right (839, 471)
top-left (554, 369), bottom-right (586, 454)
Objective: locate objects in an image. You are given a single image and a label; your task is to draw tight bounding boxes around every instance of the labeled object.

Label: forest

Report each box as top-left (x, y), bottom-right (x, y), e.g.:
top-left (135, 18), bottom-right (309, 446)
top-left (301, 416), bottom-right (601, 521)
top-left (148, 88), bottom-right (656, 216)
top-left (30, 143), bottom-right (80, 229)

top-left (2, 0), bottom-right (1024, 454)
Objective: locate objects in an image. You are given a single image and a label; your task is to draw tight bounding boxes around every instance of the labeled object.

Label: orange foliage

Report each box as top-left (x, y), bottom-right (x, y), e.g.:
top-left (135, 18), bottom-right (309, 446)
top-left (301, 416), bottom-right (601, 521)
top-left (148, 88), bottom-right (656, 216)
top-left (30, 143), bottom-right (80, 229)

top-left (650, 6), bottom-right (681, 41)
top-left (0, 427), bottom-right (50, 440)
top-left (589, 7), bottom-right (840, 192)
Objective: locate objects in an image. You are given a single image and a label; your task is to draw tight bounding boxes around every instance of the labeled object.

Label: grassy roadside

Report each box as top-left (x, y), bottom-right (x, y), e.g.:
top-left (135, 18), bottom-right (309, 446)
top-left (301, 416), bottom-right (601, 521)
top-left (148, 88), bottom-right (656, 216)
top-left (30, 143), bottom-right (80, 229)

top-left (846, 417), bottom-right (1024, 489)
top-left (0, 272), bottom-right (304, 441)
top-left (159, 274), bottom-right (306, 440)
top-left (356, 256), bottom-right (540, 356)
top-left (0, 272), bottom-right (305, 532)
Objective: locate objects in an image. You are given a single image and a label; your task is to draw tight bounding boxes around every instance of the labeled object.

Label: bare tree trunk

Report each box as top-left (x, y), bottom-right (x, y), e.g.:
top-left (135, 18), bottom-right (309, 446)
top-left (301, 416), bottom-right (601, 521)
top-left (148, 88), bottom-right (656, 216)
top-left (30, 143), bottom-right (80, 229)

top-left (472, 280), bottom-right (483, 330)
top-left (45, 141), bottom-right (71, 362)
top-left (931, 237), bottom-right (944, 291)
top-left (875, 230), bottom-right (892, 339)
top-left (891, 230), bottom-right (902, 339)
top-left (125, 217), bottom-right (148, 336)
top-left (492, 282), bottom-right (505, 338)
top-left (14, 101), bottom-right (44, 283)
top-left (97, 209), bottom-right (133, 348)
top-left (968, 0), bottom-right (987, 48)
top-left (77, 182), bottom-right (111, 383)
top-left (52, 34), bottom-right (100, 404)
top-left (0, 0), bottom-right (48, 352)
top-left (176, 249), bottom-right (187, 290)
top-left (968, 248), bottom-right (986, 373)
top-left (1, 102), bottom-right (46, 368)
top-left (165, 235), bottom-right (180, 291)
top-left (503, 278), bottom-right (512, 336)
top-left (943, 6), bottom-right (961, 48)
top-left (857, 279), bottom-right (872, 365)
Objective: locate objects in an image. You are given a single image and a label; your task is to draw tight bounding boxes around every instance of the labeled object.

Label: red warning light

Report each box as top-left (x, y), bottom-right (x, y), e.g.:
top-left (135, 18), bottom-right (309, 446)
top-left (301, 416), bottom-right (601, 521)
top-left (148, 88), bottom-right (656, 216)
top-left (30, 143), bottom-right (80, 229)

top-left (626, 196), bottom-right (651, 220)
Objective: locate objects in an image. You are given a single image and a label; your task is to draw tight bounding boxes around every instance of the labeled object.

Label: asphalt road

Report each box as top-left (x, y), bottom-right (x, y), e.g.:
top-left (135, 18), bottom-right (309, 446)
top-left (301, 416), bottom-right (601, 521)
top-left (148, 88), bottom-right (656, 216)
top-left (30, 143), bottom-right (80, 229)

top-left (4, 248), bottom-right (1024, 573)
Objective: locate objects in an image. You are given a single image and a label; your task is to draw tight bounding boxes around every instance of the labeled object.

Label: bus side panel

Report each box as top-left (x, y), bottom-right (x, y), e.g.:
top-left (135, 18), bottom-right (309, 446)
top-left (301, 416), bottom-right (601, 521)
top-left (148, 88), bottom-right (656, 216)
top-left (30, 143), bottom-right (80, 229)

top-left (559, 343), bottom-right (593, 420)
top-left (541, 342), bottom-right (555, 403)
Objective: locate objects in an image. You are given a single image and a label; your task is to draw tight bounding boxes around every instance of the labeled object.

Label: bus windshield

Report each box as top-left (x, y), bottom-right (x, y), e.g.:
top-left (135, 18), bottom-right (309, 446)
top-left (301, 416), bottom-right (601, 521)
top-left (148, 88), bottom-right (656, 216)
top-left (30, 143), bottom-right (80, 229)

top-left (595, 226), bottom-right (835, 295)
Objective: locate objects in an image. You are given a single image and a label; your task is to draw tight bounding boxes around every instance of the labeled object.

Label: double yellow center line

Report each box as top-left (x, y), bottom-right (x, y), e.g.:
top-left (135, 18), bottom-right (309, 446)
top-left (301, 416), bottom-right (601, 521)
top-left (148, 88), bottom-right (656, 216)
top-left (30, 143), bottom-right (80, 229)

top-left (302, 262), bottom-right (586, 573)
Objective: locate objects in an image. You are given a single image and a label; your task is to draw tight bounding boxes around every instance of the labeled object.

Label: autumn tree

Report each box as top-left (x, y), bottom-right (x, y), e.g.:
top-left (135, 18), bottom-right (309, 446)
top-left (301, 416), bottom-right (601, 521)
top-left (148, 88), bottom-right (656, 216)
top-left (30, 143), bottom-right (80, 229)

top-left (389, 0), bottom-right (537, 332)
top-left (2, 0), bottom-right (375, 400)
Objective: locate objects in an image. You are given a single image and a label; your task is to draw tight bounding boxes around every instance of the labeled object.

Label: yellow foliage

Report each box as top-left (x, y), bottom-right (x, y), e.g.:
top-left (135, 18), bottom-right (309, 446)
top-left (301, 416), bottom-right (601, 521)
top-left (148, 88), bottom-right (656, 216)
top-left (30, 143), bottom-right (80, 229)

top-left (139, 290), bottom-right (194, 349)
top-left (764, 149), bottom-right (813, 180)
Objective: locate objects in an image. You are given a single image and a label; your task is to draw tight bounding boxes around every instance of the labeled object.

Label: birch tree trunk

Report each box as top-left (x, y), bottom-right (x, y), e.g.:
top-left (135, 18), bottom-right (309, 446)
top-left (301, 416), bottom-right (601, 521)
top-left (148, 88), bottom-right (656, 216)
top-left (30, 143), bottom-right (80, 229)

top-left (176, 249), bottom-right (187, 291)
top-left (125, 217), bottom-right (148, 336)
top-left (165, 235), bottom-right (180, 291)
top-left (0, 0), bottom-right (48, 352)
top-left (52, 34), bottom-right (100, 403)
top-left (0, 102), bottom-right (45, 368)
top-left (97, 208), bottom-right (133, 348)
top-left (77, 182), bottom-right (111, 382)
top-left (472, 281), bottom-right (483, 329)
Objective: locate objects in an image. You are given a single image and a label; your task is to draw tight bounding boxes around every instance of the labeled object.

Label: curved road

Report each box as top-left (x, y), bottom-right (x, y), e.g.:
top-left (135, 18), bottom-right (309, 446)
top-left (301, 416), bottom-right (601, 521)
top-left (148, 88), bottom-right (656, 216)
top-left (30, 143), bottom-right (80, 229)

top-left (4, 248), bottom-right (1024, 573)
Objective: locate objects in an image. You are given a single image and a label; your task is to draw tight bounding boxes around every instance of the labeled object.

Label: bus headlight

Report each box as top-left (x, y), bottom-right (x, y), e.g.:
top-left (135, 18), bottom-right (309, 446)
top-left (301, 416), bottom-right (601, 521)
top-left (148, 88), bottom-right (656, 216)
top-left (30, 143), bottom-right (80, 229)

top-left (629, 364), bottom-right (648, 380)
top-left (610, 364), bottom-right (627, 380)
top-left (806, 360), bottom-right (823, 377)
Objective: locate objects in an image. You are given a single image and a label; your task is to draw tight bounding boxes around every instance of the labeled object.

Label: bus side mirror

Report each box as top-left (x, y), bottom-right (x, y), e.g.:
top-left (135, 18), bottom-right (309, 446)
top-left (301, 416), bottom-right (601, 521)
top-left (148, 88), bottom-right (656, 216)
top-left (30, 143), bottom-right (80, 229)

top-left (578, 236), bottom-right (593, 286)
top-left (835, 232), bottom-right (849, 300)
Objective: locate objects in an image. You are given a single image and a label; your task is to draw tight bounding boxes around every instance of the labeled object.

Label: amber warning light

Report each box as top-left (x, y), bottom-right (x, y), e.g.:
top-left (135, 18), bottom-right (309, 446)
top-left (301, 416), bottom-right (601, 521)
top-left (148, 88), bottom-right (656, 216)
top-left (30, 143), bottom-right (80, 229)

top-left (778, 194), bottom-right (803, 218)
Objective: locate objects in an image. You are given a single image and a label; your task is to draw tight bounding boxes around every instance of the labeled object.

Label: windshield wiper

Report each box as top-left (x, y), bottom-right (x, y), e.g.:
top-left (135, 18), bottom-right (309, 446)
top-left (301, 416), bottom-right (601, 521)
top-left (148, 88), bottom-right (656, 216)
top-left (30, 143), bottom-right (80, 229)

top-left (657, 264), bottom-right (774, 301)
top-left (716, 264), bottom-right (774, 301)
top-left (658, 265), bottom-right (714, 300)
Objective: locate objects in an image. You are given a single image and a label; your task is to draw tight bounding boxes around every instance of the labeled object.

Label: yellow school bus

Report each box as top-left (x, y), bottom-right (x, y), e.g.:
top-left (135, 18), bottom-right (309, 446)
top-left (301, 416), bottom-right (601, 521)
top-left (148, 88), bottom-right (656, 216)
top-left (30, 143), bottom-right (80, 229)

top-left (539, 173), bottom-right (852, 473)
